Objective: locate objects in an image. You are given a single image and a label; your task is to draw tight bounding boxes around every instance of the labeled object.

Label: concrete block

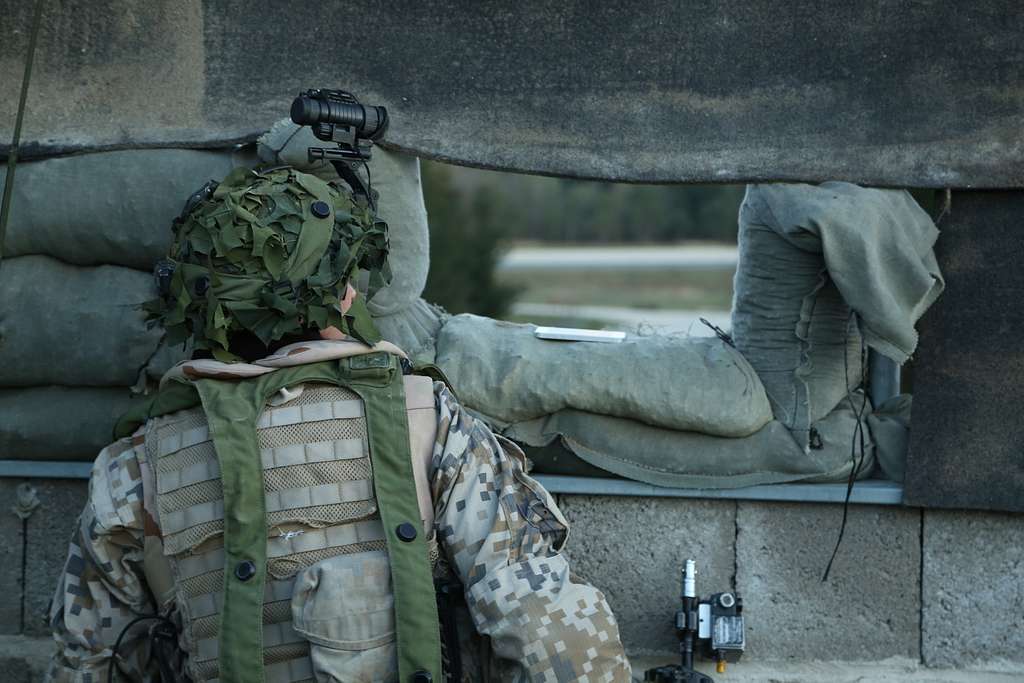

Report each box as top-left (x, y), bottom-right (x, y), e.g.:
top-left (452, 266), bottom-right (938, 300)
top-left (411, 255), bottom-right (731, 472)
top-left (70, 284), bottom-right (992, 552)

top-left (0, 481), bottom-right (26, 635)
top-left (922, 509), bottom-right (1024, 670)
top-left (0, 635), bottom-right (54, 683)
top-left (630, 655), bottom-right (1023, 682)
top-left (23, 480), bottom-right (88, 637)
top-left (558, 495), bottom-right (736, 656)
top-left (736, 501), bottom-right (921, 661)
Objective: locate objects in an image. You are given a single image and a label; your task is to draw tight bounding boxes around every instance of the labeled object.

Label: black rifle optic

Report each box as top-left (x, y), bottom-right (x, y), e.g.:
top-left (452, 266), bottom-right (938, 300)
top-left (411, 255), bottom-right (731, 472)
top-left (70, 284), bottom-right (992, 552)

top-left (289, 88), bottom-right (389, 205)
top-left (644, 559), bottom-right (746, 683)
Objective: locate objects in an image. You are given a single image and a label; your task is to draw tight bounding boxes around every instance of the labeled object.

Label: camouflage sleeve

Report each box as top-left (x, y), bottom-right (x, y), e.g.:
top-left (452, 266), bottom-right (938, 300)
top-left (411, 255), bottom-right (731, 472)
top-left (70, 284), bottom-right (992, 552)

top-left (430, 383), bottom-right (632, 682)
top-left (45, 437), bottom-right (156, 683)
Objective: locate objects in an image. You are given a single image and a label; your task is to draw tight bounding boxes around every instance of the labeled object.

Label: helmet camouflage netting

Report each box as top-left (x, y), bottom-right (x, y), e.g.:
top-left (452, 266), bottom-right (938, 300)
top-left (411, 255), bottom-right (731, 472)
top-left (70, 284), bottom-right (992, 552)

top-left (145, 166), bottom-right (391, 362)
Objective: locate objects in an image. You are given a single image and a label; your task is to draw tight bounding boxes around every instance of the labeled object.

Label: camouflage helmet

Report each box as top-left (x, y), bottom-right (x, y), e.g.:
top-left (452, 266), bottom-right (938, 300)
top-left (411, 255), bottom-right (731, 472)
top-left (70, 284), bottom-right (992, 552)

top-left (146, 166), bottom-right (391, 362)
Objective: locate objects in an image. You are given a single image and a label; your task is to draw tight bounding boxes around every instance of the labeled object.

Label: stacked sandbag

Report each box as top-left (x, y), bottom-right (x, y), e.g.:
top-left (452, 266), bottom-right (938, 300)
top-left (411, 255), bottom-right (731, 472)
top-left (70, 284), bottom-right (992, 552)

top-left (1, 136), bottom-right (444, 459)
top-left (432, 183), bottom-right (942, 487)
top-left (505, 389), bottom-right (876, 489)
top-left (1, 148), bottom-right (249, 268)
top-left (434, 314), bottom-right (877, 488)
top-left (732, 185), bottom-right (864, 444)
top-left (373, 297), bottom-right (446, 365)
top-left (0, 148), bottom-right (249, 458)
top-left (732, 182), bottom-right (943, 470)
top-left (0, 387), bottom-right (141, 460)
top-left (436, 314), bottom-right (771, 437)
top-left (0, 255), bottom-right (172, 386)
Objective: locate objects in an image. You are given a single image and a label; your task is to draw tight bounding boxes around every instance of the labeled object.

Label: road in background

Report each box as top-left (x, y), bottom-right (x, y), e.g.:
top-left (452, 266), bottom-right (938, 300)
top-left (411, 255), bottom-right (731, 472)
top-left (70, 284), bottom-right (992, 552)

top-left (499, 244), bottom-right (736, 333)
top-left (498, 244), bottom-right (738, 272)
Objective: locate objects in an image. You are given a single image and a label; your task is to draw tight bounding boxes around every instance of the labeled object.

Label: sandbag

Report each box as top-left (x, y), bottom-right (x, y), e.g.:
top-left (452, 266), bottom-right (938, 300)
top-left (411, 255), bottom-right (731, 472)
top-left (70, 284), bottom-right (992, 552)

top-left (435, 314), bottom-right (772, 437)
top-left (373, 297), bottom-right (446, 365)
top-left (867, 394), bottom-right (912, 483)
top-left (733, 182), bottom-right (942, 446)
top-left (751, 183), bottom-right (944, 362)
top-left (0, 386), bottom-right (142, 459)
top-left (258, 120), bottom-right (430, 317)
top-left (732, 193), bottom-right (862, 438)
top-left (512, 392), bottom-right (877, 489)
top-left (0, 255), bottom-right (178, 386)
top-left (0, 148), bottom-right (246, 269)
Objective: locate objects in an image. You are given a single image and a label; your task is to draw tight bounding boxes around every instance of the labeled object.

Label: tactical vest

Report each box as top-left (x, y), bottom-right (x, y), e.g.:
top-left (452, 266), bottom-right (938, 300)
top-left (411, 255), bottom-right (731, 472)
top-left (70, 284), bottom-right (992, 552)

top-left (138, 352), bottom-right (443, 683)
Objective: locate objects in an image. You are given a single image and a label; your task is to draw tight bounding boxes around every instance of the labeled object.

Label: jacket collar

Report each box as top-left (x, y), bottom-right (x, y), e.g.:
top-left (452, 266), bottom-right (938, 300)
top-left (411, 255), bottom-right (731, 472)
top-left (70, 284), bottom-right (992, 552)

top-left (161, 339), bottom-right (407, 387)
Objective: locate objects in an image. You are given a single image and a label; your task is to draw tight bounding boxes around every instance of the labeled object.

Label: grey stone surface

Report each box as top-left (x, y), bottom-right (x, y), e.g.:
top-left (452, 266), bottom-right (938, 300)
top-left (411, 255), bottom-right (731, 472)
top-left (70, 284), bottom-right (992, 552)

top-left (0, 635), bottom-right (53, 682)
top-left (22, 480), bottom-right (88, 637)
top-left (8, 482), bottom-right (1024, 673)
top-left (558, 495), bottom-right (736, 656)
top-left (922, 510), bottom-right (1024, 671)
top-left (4, 2), bottom-right (1024, 187)
top-left (0, 481), bottom-right (25, 635)
top-left (736, 501), bottom-right (922, 662)
top-left (7, 636), bottom-right (1023, 683)
top-left (630, 655), bottom-right (1024, 682)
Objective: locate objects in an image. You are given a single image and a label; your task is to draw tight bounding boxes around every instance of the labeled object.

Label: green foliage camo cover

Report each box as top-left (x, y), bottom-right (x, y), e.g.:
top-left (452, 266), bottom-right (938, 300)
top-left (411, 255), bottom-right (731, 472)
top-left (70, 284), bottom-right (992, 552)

top-left (145, 166), bottom-right (391, 361)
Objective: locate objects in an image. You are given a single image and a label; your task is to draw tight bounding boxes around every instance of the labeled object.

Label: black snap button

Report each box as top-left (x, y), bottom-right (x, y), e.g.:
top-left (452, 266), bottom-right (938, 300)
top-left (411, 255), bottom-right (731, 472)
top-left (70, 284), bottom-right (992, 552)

top-left (234, 560), bottom-right (257, 581)
top-left (194, 276), bottom-right (210, 297)
top-left (396, 522), bottom-right (418, 543)
top-left (310, 200), bottom-right (332, 219)
top-left (411, 670), bottom-right (432, 683)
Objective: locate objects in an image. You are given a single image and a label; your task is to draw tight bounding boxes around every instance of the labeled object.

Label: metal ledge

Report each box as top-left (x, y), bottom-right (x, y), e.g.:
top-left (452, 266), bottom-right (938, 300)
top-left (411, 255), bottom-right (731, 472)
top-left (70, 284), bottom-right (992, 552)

top-left (0, 460), bottom-right (904, 506)
top-left (535, 475), bottom-right (905, 506)
top-left (0, 460), bottom-right (93, 479)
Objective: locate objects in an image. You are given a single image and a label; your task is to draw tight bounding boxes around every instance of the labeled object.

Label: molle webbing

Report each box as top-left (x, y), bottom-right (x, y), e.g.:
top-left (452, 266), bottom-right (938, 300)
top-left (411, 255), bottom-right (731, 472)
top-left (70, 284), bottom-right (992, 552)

top-left (153, 389), bottom-right (376, 557)
top-left (187, 355), bottom-right (441, 683)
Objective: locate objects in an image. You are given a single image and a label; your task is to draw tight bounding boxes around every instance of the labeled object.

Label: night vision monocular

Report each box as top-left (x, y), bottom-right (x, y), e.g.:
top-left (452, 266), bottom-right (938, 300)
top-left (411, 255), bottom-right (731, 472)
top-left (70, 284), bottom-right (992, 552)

top-left (290, 88), bottom-right (389, 204)
top-left (290, 88), bottom-right (388, 159)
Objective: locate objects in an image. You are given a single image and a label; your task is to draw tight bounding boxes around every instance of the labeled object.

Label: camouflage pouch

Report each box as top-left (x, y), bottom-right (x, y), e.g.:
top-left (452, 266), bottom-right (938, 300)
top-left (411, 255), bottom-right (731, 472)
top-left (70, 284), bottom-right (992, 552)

top-left (291, 550), bottom-right (398, 682)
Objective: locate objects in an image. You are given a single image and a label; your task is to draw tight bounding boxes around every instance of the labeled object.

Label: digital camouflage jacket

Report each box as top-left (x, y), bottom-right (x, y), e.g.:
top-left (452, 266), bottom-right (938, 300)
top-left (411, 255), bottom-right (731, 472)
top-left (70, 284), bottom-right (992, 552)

top-left (44, 340), bottom-right (631, 683)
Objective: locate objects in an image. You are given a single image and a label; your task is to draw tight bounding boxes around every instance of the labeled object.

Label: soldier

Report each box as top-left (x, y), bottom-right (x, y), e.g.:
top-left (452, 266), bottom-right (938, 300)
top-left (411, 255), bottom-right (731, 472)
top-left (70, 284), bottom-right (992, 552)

top-left (44, 165), bottom-right (631, 682)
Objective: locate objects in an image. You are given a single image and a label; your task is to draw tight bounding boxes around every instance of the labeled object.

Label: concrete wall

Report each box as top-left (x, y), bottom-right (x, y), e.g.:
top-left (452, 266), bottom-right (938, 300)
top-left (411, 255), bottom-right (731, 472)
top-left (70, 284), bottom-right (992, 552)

top-left (0, 480), bottom-right (88, 639)
top-left (5, 481), bottom-right (1020, 677)
top-left (557, 494), bottom-right (1023, 673)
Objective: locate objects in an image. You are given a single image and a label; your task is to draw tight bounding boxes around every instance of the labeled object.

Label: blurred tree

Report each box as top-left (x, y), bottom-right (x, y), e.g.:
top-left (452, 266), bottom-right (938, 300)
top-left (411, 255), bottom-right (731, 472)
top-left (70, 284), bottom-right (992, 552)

top-left (421, 162), bottom-right (515, 317)
top-left (471, 173), bottom-right (744, 244)
top-left (420, 159), bottom-right (743, 316)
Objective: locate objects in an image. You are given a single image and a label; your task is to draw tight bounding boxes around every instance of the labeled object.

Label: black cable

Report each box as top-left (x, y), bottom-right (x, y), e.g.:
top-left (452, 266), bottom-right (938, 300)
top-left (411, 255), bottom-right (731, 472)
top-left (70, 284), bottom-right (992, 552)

top-left (821, 312), bottom-right (869, 582)
top-left (0, 0), bottom-right (45, 274)
top-left (106, 614), bottom-right (177, 683)
top-left (358, 156), bottom-right (376, 212)
top-left (19, 517), bottom-right (28, 630)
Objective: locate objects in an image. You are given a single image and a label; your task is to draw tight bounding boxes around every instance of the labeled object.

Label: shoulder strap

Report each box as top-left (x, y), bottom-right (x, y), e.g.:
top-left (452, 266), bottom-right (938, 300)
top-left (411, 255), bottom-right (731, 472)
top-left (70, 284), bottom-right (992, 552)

top-left (194, 354), bottom-right (442, 683)
top-left (413, 362), bottom-right (458, 399)
top-left (113, 380), bottom-right (201, 439)
top-left (195, 375), bottom-right (270, 683)
top-left (343, 354), bottom-right (444, 682)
